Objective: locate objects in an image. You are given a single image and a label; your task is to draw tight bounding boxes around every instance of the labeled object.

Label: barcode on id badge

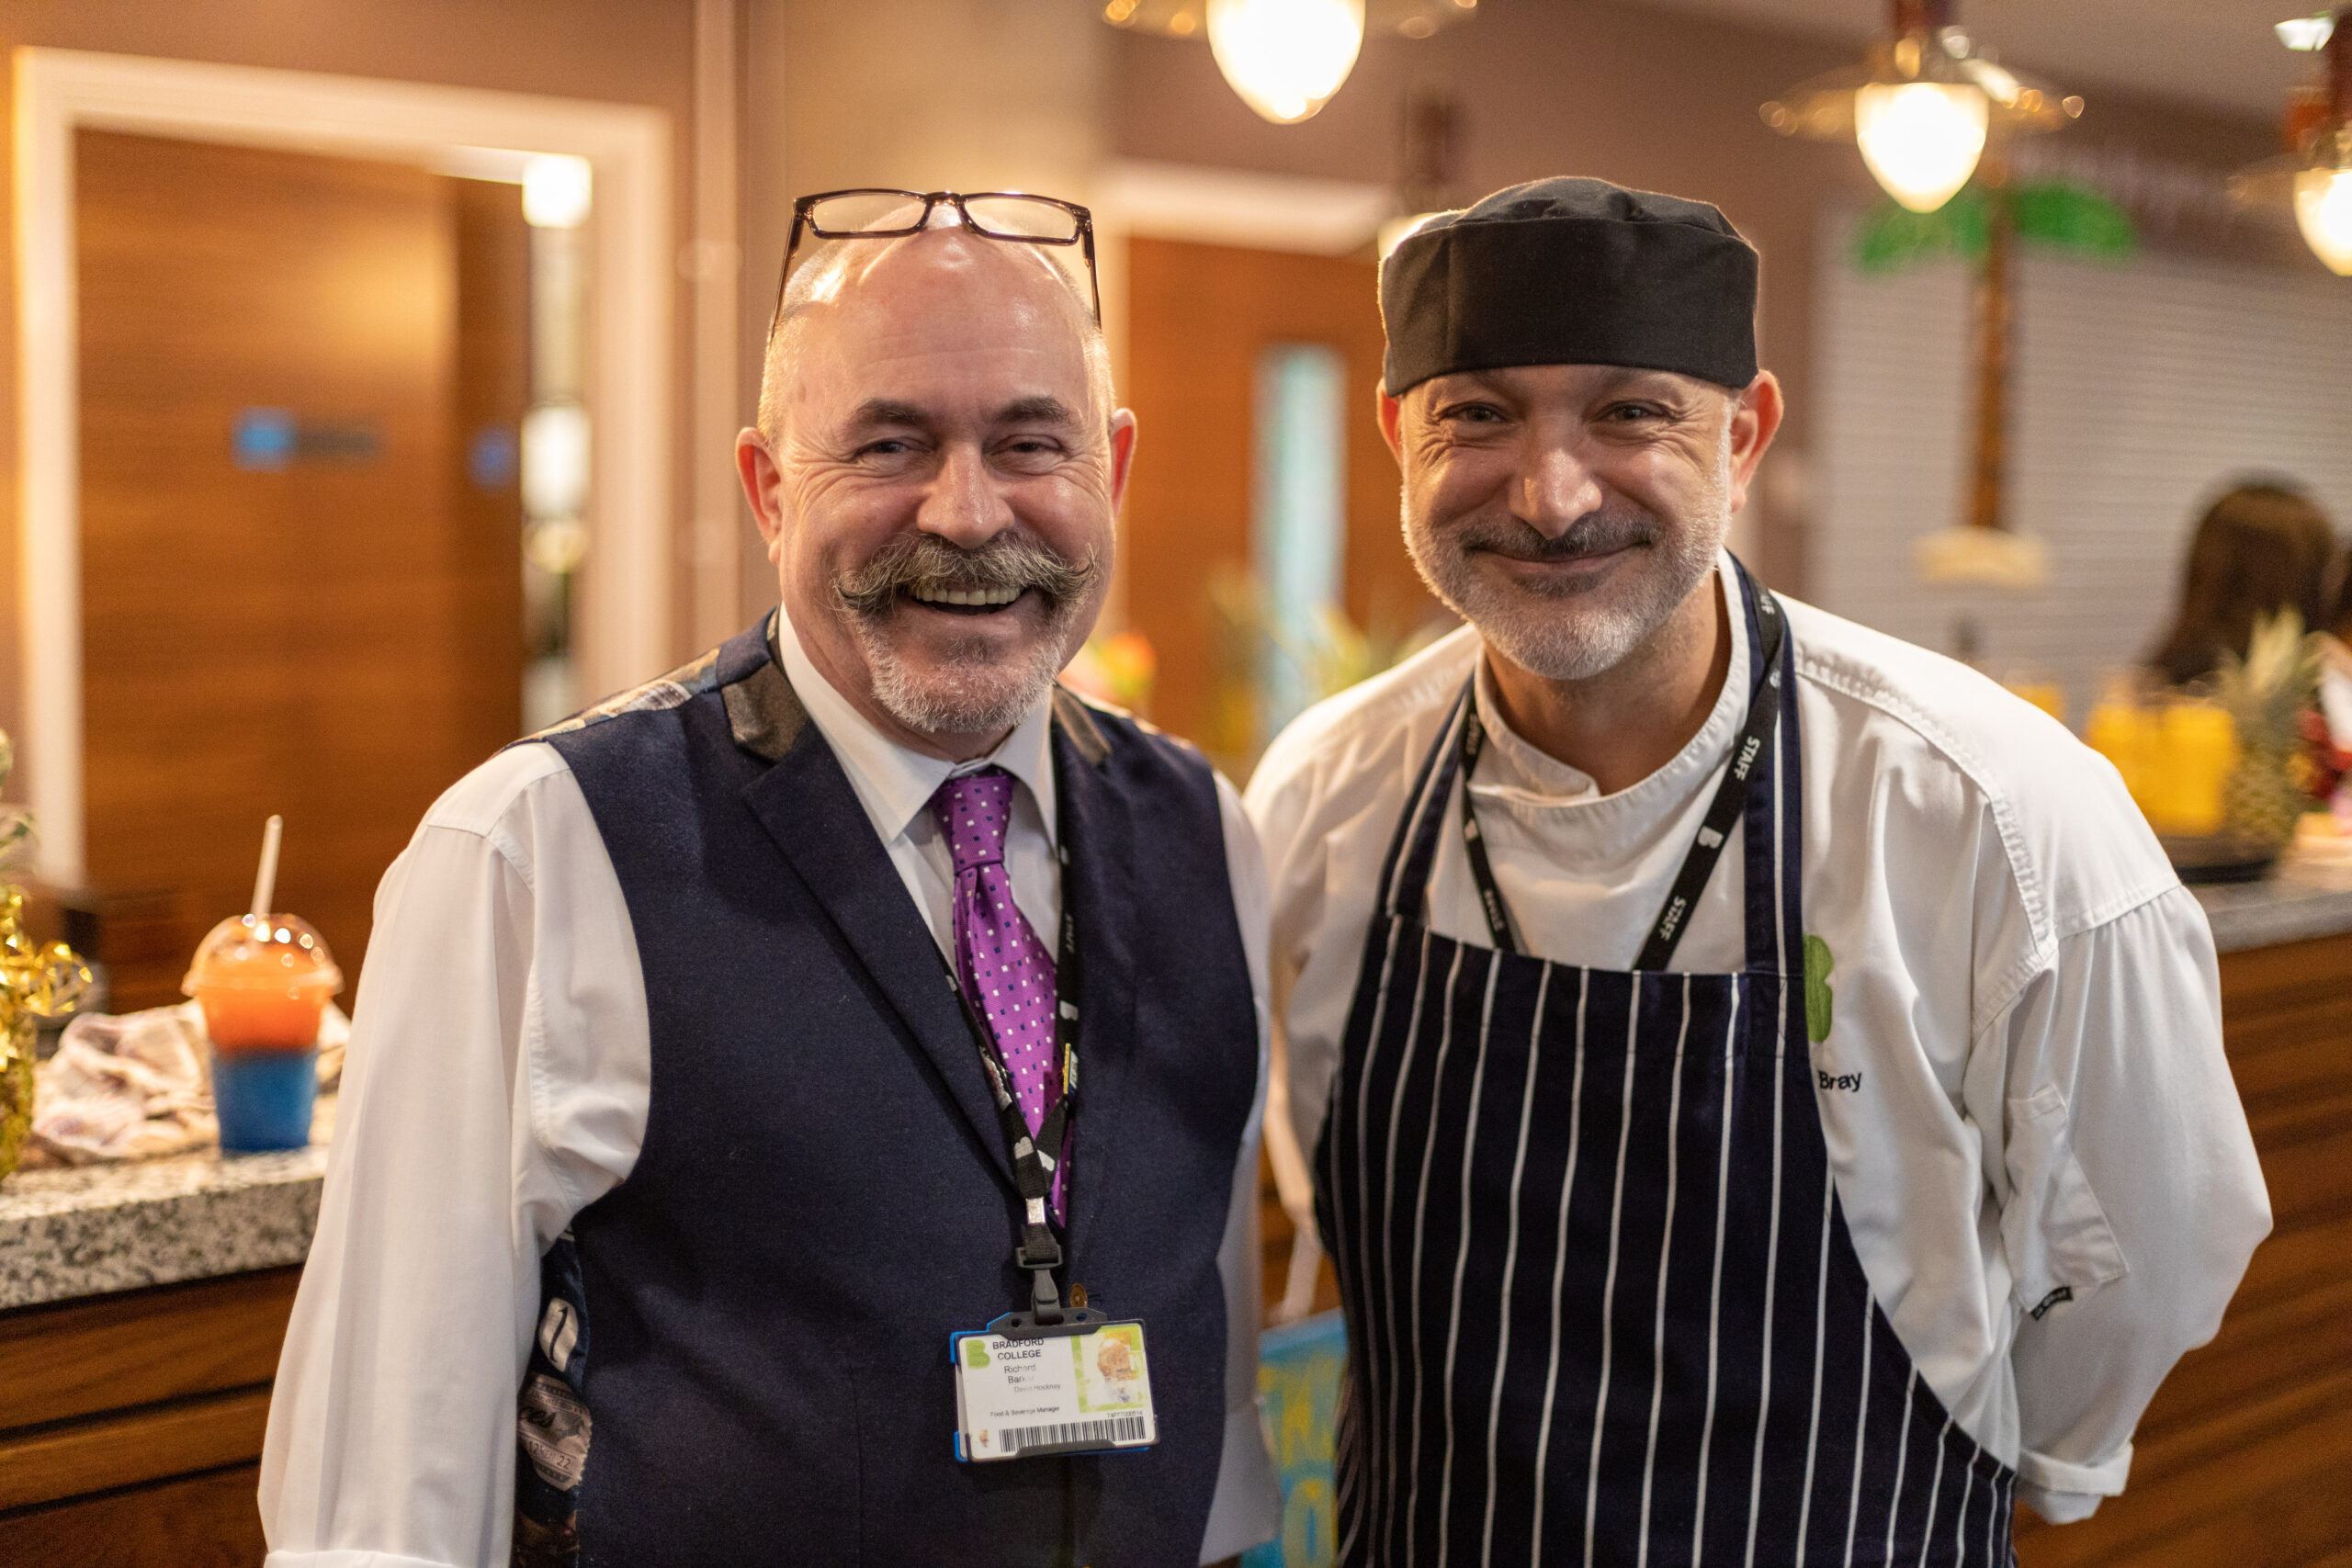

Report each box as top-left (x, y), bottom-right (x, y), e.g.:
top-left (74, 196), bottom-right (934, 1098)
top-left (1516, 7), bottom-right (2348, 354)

top-left (1002, 1414), bottom-right (1148, 1454)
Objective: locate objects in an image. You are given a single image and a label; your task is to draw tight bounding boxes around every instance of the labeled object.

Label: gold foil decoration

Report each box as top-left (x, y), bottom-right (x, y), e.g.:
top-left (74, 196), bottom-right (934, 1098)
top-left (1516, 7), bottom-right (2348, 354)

top-left (0, 739), bottom-right (90, 1148)
top-left (0, 887), bottom-right (92, 1179)
top-left (0, 726), bottom-right (92, 1178)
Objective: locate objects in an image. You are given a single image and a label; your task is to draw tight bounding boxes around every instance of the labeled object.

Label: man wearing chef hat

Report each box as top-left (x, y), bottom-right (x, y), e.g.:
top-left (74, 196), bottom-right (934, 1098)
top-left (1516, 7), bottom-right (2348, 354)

top-left (1248, 177), bottom-right (2270, 1564)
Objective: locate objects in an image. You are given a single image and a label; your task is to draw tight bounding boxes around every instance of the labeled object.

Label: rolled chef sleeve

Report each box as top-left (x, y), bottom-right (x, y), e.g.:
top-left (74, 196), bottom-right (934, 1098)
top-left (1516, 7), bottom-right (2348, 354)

top-left (1991, 886), bottom-right (2270, 1522)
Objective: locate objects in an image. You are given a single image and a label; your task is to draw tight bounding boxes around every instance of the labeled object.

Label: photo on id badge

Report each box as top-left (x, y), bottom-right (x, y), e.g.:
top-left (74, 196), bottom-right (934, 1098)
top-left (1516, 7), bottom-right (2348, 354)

top-left (1084, 1324), bottom-right (1146, 1406)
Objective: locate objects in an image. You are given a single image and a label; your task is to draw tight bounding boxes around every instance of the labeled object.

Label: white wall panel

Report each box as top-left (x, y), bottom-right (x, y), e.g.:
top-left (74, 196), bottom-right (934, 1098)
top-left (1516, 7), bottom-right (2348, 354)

top-left (1811, 209), bottom-right (2352, 724)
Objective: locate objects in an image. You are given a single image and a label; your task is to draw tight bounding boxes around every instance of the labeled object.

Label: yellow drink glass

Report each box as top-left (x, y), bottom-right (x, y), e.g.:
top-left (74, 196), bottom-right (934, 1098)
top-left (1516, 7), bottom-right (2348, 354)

top-left (2154, 702), bottom-right (2236, 837)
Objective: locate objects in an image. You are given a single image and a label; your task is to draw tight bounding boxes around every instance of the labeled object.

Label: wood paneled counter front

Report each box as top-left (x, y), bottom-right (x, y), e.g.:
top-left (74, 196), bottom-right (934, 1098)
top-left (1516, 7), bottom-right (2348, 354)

top-left (0, 1101), bottom-right (326, 1559)
top-left (1, 863), bottom-right (2348, 1565)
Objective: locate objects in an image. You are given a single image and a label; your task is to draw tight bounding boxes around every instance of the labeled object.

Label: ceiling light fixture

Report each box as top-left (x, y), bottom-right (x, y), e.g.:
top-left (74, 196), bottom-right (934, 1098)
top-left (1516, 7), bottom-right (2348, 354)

top-left (1763, 0), bottom-right (2080, 214)
top-left (1206, 0), bottom-right (1365, 125)
top-left (2235, 8), bottom-right (2352, 275)
top-left (1104, 0), bottom-right (1474, 125)
top-left (2278, 11), bottom-right (2337, 51)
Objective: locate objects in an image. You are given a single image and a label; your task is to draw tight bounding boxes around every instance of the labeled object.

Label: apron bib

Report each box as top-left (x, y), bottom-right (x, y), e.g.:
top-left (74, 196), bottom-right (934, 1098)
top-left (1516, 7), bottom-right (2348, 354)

top-left (1315, 563), bottom-right (2016, 1567)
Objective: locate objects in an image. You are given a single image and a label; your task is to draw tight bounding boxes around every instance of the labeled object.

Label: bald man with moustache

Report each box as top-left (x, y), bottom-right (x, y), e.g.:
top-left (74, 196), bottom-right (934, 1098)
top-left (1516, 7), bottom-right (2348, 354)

top-left (261, 195), bottom-right (1279, 1568)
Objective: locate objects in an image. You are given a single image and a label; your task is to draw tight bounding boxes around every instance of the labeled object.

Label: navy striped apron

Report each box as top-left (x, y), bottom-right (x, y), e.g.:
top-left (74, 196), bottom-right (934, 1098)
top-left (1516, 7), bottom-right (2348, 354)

top-left (1315, 564), bottom-right (2016, 1566)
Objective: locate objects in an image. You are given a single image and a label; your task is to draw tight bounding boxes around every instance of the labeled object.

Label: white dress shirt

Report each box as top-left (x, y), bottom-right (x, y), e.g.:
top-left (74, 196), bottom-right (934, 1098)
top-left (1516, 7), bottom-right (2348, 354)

top-left (1245, 555), bottom-right (2271, 1527)
top-left (260, 609), bottom-right (1280, 1567)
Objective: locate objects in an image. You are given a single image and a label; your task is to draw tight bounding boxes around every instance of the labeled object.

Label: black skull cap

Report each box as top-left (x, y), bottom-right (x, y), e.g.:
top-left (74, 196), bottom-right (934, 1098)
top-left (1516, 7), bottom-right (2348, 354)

top-left (1380, 176), bottom-right (1760, 395)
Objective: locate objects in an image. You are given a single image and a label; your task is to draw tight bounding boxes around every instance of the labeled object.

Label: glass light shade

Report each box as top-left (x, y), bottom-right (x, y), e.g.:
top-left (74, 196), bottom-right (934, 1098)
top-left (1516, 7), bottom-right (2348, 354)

top-left (2276, 15), bottom-right (2336, 52)
top-left (1853, 81), bottom-right (1990, 212)
top-left (1205, 0), bottom-right (1366, 125)
top-left (2293, 166), bottom-right (2352, 275)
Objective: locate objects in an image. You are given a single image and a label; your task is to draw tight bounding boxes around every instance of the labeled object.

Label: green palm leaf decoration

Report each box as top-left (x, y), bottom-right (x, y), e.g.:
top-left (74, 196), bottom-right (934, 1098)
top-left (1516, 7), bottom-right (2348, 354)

top-left (2009, 181), bottom-right (2136, 257)
top-left (1855, 179), bottom-right (2133, 273)
top-left (1857, 186), bottom-right (1993, 270)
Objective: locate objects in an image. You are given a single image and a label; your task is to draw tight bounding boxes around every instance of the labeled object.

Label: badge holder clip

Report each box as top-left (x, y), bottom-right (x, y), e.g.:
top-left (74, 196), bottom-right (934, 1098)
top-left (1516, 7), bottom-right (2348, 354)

top-left (1017, 1230), bottom-right (1066, 1325)
top-left (989, 1304), bottom-right (1109, 1339)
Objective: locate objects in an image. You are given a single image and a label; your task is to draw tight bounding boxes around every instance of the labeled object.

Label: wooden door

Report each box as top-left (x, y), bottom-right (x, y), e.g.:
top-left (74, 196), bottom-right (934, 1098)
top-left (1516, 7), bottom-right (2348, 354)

top-left (75, 132), bottom-right (526, 992)
top-left (1120, 237), bottom-right (1436, 769)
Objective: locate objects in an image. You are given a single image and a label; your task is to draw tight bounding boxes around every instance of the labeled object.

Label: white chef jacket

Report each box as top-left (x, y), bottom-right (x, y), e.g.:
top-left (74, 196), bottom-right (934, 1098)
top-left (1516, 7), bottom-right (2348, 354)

top-left (260, 609), bottom-right (1281, 1567)
top-left (1245, 555), bottom-right (2271, 1527)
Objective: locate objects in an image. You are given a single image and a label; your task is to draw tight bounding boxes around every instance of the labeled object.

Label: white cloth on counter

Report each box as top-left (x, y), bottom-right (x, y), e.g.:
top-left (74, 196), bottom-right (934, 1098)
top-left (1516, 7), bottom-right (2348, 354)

top-left (259, 605), bottom-right (1279, 1568)
top-left (22, 1002), bottom-right (347, 1167)
top-left (1246, 553), bottom-right (2273, 1526)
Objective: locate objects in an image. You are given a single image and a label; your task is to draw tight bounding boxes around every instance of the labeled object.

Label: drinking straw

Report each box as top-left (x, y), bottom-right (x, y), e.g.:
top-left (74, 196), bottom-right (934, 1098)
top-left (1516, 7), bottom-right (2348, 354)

top-left (251, 815), bottom-right (284, 921)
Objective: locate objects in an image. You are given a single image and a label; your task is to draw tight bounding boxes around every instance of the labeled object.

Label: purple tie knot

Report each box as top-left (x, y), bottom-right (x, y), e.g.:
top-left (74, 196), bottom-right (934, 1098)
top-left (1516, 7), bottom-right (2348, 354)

top-left (935, 767), bottom-right (1016, 872)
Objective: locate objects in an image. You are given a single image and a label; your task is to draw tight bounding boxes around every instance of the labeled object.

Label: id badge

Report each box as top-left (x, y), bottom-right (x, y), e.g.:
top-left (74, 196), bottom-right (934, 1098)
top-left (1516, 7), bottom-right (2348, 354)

top-left (950, 1314), bottom-right (1159, 1462)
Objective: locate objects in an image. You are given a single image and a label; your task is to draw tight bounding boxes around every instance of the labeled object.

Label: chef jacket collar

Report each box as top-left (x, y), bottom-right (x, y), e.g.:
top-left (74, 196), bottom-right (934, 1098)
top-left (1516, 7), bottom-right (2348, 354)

top-left (769, 599), bottom-right (1058, 852)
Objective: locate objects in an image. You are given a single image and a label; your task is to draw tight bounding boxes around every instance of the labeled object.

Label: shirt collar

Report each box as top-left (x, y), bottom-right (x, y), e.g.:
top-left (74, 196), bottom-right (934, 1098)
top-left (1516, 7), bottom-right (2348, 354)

top-left (768, 601), bottom-right (1059, 847)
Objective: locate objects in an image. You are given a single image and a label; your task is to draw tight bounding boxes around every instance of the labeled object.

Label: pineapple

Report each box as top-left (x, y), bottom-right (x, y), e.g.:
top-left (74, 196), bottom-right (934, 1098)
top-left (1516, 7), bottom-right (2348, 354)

top-left (2214, 610), bottom-right (2324, 850)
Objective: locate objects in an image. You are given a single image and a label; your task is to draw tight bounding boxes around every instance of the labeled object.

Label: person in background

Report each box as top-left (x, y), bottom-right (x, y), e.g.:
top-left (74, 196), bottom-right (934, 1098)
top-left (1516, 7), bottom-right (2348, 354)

top-left (1249, 176), bottom-right (2270, 1565)
top-left (2146, 480), bottom-right (2335, 688)
top-left (260, 195), bottom-right (1278, 1567)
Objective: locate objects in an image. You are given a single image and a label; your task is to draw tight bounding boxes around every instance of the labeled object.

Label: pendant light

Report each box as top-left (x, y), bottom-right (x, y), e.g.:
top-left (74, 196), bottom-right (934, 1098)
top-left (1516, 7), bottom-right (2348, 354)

top-left (1206, 0), bottom-right (1365, 125)
top-left (1853, 82), bottom-right (1989, 211)
top-left (1103, 0), bottom-right (1474, 126)
top-left (2236, 10), bottom-right (2352, 275)
top-left (1763, 0), bottom-right (2081, 214)
top-left (2296, 164), bottom-right (2352, 273)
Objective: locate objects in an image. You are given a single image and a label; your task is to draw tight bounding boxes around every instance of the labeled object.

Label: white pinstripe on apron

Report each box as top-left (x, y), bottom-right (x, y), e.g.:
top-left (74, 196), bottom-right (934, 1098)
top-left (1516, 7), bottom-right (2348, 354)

top-left (1316, 561), bottom-right (2016, 1566)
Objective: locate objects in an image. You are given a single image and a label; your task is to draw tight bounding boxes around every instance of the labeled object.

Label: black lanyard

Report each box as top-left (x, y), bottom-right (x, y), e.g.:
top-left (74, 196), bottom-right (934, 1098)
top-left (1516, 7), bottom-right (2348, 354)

top-left (936, 810), bottom-right (1084, 1326)
top-left (1458, 581), bottom-right (1788, 972)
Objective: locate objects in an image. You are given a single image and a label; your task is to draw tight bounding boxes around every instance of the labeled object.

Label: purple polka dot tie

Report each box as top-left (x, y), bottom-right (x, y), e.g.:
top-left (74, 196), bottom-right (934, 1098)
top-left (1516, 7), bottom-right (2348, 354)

top-left (931, 767), bottom-right (1066, 1224)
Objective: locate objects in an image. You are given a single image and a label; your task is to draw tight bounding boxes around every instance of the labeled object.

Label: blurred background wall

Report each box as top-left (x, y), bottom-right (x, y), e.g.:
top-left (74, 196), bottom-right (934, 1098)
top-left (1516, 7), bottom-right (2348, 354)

top-left (0, 0), bottom-right (704, 991)
top-left (3, 0), bottom-right (2345, 966)
top-left (0, 0), bottom-right (701, 750)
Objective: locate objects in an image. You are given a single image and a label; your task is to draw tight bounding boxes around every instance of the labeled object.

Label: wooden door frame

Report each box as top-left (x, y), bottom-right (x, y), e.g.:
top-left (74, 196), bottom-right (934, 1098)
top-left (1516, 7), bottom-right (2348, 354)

top-left (12, 46), bottom-right (673, 885)
top-left (1090, 158), bottom-right (1390, 632)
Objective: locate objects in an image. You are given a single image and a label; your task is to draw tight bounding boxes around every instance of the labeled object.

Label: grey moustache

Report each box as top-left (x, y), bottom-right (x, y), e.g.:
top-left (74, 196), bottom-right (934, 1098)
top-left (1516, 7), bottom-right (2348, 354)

top-left (834, 533), bottom-right (1098, 620)
top-left (1461, 515), bottom-right (1660, 562)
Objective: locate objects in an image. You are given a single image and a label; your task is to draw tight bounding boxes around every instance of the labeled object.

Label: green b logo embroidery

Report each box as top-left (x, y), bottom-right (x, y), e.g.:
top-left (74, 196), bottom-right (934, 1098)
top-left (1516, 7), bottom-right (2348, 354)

top-left (1803, 934), bottom-right (1835, 1044)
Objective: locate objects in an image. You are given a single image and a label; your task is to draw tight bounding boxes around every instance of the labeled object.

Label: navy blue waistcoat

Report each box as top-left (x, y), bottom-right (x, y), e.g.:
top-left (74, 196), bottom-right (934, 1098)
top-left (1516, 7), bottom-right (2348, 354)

top-left (538, 621), bottom-right (1258, 1567)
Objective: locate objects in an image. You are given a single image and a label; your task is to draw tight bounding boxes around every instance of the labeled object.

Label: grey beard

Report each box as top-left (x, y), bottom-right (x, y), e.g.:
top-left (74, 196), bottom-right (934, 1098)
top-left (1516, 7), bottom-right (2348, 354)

top-left (1408, 508), bottom-right (1719, 682)
top-left (855, 617), bottom-right (1074, 736)
top-left (831, 530), bottom-right (1102, 735)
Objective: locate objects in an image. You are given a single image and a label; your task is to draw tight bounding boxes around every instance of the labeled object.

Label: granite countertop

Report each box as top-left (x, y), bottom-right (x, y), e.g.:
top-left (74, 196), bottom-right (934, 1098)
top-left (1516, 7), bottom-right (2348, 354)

top-left (0, 1094), bottom-right (334, 1312)
top-left (2191, 846), bottom-right (2352, 953)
